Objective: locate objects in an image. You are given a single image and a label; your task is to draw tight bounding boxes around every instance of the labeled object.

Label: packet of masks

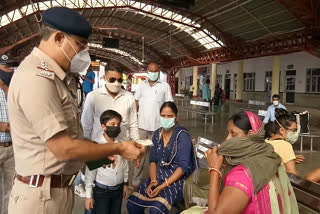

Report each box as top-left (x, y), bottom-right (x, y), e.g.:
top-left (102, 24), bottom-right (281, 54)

top-left (136, 139), bottom-right (153, 146)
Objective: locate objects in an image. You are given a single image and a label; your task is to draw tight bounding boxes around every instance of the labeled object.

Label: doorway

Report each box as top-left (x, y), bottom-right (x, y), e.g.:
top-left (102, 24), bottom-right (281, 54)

top-left (225, 74), bottom-right (231, 99)
top-left (285, 70), bottom-right (296, 104)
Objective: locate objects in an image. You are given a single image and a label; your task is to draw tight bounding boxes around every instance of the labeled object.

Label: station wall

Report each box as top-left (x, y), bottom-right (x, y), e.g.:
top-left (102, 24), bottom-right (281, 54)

top-left (180, 51), bottom-right (320, 108)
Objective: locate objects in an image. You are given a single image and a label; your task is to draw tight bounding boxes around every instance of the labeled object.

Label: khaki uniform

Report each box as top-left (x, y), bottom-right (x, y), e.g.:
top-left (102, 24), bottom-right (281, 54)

top-left (7, 47), bottom-right (83, 214)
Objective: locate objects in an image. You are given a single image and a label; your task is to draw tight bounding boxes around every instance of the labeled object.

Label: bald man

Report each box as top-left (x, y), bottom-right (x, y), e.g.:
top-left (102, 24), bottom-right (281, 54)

top-left (133, 62), bottom-right (173, 188)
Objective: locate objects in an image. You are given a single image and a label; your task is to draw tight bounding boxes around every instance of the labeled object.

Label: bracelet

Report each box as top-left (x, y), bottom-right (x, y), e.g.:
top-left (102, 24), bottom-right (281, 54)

top-left (150, 180), bottom-right (158, 184)
top-left (208, 167), bottom-right (222, 178)
top-left (165, 178), bottom-right (169, 187)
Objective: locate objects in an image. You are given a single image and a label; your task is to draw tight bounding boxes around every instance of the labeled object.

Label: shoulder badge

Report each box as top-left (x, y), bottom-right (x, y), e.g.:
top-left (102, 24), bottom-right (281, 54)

top-left (36, 61), bottom-right (55, 80)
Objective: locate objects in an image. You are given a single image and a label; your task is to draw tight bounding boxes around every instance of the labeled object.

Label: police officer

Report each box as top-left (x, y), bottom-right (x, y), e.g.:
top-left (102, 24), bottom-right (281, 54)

top-left (7, 7), bottom-right (144, 214)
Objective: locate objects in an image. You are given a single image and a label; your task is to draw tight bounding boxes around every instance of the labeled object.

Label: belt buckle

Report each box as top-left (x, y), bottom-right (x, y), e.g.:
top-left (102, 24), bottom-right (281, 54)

top-left (29, 175), bottom-right (40, 188)
top-left (68, 175), bottom-right (76, 186)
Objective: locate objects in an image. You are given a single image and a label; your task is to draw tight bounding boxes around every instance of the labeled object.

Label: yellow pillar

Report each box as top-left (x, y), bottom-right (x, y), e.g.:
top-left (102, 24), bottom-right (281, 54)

top-left (192, 66), bottom-right (198, 97)
top-left (178, 69), bottom-right (182, 94)
top-left (210, 63), bottom-right (217, 99)
top-left (272, 56), bottom-right (280, 99)
top-left (236, 60), bottom-right (244, 101)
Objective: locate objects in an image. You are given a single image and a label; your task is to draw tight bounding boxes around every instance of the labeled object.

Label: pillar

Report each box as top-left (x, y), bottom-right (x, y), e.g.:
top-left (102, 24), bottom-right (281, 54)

top-left (271, 56), bottom-right (280, 99)
top-left (236, 60), bottom-right (244, 101)
top-left (178, 69), bottom-right (182, 94)
top-left (192, 66), bottom-right (198, 97)
top-left (210, 63), bottom-right (217, 99)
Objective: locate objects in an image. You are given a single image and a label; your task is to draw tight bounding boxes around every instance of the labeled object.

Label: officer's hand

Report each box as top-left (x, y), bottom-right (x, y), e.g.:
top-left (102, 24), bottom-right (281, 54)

top-left (85, 198), bottom-right (94, 211)
top-left (119, 141), bottom-right (145, 161)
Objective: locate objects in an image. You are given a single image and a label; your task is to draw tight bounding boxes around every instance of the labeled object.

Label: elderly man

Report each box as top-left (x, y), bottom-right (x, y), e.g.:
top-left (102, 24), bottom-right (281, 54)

top-left (7, 7), bottom-right (143, 214)
top-left (133, 62), bottom-right (173, 188)
top-left (0, 54), bottom-right (17, 214)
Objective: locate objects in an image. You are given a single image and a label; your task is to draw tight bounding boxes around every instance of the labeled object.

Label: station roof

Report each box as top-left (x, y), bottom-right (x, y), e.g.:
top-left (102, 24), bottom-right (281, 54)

top-left (0, 0), bottom-right (317, 72)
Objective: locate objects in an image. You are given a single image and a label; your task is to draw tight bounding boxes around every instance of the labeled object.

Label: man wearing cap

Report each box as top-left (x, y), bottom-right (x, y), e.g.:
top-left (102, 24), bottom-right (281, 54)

top-left (0, 54), bottom-right (17, 214)
top-left (7, 7), bottom-right (144, 214)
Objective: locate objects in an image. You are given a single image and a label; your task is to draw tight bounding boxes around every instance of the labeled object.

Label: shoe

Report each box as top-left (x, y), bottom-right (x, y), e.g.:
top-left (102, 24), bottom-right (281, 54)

top-left (74, 184), bottom-right (86, 198)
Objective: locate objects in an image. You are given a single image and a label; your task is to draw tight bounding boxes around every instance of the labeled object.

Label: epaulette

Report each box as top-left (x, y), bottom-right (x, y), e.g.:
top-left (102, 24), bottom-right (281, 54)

top-left (36, 61), bottom-right (55, 80)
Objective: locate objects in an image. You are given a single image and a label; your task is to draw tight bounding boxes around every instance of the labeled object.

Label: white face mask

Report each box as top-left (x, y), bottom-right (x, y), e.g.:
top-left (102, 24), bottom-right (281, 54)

top-left (60, 36), bottom-right (91, 75)
top-left (105, 80), bottom-right (122, 93)
top-left (273, 100), bottom-right (279, 106)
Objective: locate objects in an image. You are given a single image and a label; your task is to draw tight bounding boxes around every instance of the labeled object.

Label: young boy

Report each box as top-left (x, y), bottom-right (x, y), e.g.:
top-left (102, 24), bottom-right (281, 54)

top-left (85, 110), bottom-right (129, 214)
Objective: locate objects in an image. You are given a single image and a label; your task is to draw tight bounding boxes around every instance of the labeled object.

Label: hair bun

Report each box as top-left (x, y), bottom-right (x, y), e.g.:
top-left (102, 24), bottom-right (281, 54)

top-left (275, 108), bottom-right (288, 119)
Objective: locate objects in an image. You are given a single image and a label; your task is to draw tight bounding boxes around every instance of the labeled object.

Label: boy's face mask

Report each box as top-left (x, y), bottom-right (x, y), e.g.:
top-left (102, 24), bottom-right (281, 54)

top-left (105, 126), bottom-right (121, 138)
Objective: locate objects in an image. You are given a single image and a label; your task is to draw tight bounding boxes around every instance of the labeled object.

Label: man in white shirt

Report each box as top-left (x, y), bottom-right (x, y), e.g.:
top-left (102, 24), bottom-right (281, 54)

top-left (133, 62), bottom-right (173, 188)
top-left (81, 64), bottom-right (140, 143)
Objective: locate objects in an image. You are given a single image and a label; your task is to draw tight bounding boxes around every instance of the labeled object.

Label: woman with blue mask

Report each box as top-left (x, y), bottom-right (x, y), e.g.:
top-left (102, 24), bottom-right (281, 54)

top-left (265, 108), bottom-right (303, 175)
top-left (127, 101), bottom-right (196, 214)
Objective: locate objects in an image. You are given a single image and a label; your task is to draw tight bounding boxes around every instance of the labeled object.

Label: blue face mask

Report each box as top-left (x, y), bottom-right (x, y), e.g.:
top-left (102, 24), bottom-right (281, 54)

top-left (160, 117), bottom-right (175, 131)
top-left (148, 71), bottom-right (159, 81)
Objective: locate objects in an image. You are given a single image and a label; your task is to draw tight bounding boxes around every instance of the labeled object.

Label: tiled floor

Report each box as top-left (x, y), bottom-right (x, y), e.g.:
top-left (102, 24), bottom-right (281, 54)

top-left (72, 102), bottom-right (320, 214)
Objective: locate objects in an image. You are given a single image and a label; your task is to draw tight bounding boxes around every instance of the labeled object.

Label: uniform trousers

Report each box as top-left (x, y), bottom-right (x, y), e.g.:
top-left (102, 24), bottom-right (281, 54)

top-left (0, 146), bottom-right (14, 214)
top-left (8, 176), bottom-right (74, 214)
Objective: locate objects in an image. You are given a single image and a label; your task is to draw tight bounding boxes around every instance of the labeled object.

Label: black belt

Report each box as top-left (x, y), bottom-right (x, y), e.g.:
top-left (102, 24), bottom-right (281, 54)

top-left (0, 141), bottom-right (12, 147)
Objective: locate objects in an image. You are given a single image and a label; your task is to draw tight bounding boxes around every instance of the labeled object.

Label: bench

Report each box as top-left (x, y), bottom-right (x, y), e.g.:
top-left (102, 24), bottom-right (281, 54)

top-left (248, 99), bottom-right (267, 106)
top-left (174, 94), bottom-right (190, 107)
top-left (180, 100), bottom-right (216, 126)
top-left (287, 173), bottom-right (320, 214)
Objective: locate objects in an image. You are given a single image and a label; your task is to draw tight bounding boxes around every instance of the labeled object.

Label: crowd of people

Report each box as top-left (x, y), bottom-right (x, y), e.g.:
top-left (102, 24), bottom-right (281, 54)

top-left (0, 6), bottom-right (319, 214)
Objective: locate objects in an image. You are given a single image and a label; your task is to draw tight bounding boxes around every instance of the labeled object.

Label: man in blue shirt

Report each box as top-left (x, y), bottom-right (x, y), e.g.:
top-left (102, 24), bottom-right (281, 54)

top-left (263, 94), bottom-right (286, 123)
top-left (0, 54), bottom-right (16, 214)
top-left (82, 70), bottom-right (95, 96)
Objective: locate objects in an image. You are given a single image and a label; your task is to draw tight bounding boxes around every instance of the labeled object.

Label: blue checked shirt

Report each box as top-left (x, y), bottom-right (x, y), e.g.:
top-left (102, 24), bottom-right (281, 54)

top-left (0, 87), bottom-right (11, 142)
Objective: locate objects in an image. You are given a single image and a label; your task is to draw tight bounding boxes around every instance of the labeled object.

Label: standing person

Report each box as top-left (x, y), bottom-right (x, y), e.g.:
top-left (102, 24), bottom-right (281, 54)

top-left (85, 110), bottom-right (128, 214)
top-left (263, 94), bottom-right (286, 123)
top-left (189, 84), bottom-right (194, 98)
top-left (7, 7), bottom-right (143, 214)
top-left (127, 102), bottom-right (196, 214)
top-left (0, 55), bottom-right (17, 214)
top-left (213, 84), bottom-right (222, 112)
top-left (82, 70), bottom-right (95, 96)
top-left (202, 79), bottom-right (211, 102)
top-left (133, 62), bottom-right (173, 189)
top-left (81, 64), bottom-right (140, 143)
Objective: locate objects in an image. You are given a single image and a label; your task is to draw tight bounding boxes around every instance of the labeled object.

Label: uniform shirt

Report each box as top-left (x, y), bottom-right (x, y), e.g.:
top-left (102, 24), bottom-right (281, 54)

top-left (83, 71), bottom-right (95, 94)
top-left (8, 47), bottom-right (83, 176)
top-left (81, 86), bottom-right (139, 142)
top-left (265, 139), bottom-right (296, 164)
top-left (202, 84), bottom-right (211, 101)
top-left (134, 80), bottom-right (173, 131)
top-left (0, 87), bottom-right (11, 142)
top-left (84, 136), bottom-right (128, 198)
top-left (263, 103), bottom-right (286, 123)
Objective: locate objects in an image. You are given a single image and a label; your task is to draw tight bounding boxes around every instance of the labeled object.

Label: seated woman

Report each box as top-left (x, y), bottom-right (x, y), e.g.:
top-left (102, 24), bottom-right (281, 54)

top-left (203, 111), bottom-right (298, 214)
top-left (183, 111), bottom-right (263, 208)
top-left (265, 108), bottom-right (299, 175)
top-left (127, 101), bottom-right (196, 214)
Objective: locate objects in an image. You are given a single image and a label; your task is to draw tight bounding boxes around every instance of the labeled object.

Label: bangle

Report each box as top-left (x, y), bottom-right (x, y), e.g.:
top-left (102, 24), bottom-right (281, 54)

top-left (165, 178), bottom-right (169, 187)
top-left (208, 167), bottom-right (222, 178)
top-left (151, 180), bottom-right (158, 184)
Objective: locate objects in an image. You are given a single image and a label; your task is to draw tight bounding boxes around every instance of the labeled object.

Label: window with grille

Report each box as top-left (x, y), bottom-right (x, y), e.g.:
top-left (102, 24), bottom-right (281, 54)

top-left (265, 71), bottom-right (272, 91)
top-left (306, 69), bottom-right (320, 93)
top-left (243, 72), bottom-right (255, 91)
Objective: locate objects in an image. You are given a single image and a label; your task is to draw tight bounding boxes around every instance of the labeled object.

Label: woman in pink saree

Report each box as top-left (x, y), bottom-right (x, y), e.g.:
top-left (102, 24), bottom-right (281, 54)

top-left (205, 111), bottom-right (298, 214)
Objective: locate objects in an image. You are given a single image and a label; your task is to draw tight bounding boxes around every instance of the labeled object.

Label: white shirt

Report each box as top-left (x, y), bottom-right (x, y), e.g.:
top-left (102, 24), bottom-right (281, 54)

top-left (84, 136), bottom-right (128, 198)
top-left (81, 87), bottom-right (139, 142)
top-left (134, 80), bottom-right (173, 131)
